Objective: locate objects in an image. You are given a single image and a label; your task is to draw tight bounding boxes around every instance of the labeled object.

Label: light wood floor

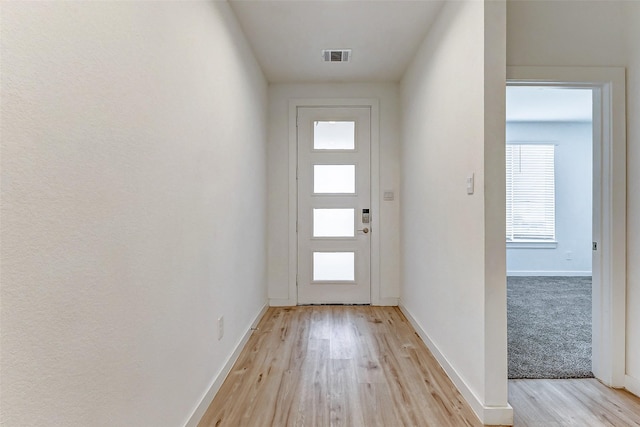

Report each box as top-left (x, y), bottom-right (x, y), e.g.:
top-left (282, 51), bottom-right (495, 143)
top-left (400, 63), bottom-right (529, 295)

top-left (198, 306), bottom-right (640, 427)
top-left (509, 378), bottom-right (640, 426)
top-left (199, 306), bottom-right (484, 426)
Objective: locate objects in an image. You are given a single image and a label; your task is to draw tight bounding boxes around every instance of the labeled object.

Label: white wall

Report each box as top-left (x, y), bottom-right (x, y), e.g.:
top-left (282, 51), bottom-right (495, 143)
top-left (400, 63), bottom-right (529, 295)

top-left (400, 1), bottom-right (510, 424)
top-left (507, 0), bottom-right (639, 396)
top-left (506, 121), bottom-right (593, 276)
top-left (625, 1), bottom-right (640, 395)
top-left (507, 0), bottom-right (627, 67)
top-left (0, 2), bottom-right (267, 426)
top-left (267, 83), bottom-right (401, 306)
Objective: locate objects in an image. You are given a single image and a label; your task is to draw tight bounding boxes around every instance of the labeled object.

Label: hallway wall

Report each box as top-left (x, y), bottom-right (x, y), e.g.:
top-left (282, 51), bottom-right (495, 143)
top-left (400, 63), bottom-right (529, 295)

top-left (0, 2), bottom-right (268, 426)
top-left (400, 1), bottom-right (509, 424)
top-left (507, 0), bottom-right (639, 396)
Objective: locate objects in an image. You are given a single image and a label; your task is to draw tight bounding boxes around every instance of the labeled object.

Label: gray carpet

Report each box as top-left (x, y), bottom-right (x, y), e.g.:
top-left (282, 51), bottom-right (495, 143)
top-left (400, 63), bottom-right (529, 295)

top-left (507, 276), bottom-right (594, 379)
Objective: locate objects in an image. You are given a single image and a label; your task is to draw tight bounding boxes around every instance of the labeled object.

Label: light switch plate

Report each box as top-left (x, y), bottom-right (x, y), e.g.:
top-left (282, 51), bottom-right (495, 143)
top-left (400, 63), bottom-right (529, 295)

top-left (466, 173), bottom-right (474, 195)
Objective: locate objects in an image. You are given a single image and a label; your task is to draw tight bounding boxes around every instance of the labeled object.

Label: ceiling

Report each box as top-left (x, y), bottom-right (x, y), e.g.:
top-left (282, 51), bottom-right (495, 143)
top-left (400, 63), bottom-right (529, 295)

top-left (228, 0), bottom-right (445, 83)
top-left (228, 2), bottom-right (593, 122)
top-left (507, 86), bottom-right (593, 122)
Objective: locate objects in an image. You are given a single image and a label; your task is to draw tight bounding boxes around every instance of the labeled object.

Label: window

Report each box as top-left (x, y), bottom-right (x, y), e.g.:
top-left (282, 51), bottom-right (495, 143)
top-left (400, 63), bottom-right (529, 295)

top-left (506, 143), bottom-right (556, 243)
top-left (313, 164), bottom-right (356, 194)
top-left (313, 121), bottom-right (355, 150)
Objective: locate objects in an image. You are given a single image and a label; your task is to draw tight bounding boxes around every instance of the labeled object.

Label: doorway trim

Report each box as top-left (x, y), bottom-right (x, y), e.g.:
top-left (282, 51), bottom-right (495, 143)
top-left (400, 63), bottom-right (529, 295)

top-left (287, 98), bottom-right (381, 305)
top-left (507, 66), bottom-right (626, 387)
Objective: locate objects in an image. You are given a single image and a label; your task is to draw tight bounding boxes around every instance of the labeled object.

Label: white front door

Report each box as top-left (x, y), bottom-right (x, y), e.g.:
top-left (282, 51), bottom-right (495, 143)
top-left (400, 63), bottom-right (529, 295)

top-left (297, 107), bottom-right (371, 304)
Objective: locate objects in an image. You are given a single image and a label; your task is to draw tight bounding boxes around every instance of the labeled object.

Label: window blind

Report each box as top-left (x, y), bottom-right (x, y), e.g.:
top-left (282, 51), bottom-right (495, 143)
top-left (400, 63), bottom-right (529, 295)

top-left (506, 144), bottom-right (556, 241)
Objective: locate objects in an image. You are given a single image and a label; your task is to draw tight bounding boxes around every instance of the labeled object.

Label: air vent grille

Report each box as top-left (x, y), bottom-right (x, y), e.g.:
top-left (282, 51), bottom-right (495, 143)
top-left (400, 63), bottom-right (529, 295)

top-left (322, 49), bottom-right (351, 62)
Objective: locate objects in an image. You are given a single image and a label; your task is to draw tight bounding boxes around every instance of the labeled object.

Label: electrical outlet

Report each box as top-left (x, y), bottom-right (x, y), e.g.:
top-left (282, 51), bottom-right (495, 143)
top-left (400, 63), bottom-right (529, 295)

top-left (218, 316), bottom-right (224, 340)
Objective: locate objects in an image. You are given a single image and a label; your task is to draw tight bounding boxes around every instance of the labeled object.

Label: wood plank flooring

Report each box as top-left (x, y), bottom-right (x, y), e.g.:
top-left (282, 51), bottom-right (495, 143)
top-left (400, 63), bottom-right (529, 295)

top-left (509, 378), bottom-right (640, 426)
top-left (198, 306), bottom-right (483, 427)
top-left (198, 306), bottom-right (640, 426)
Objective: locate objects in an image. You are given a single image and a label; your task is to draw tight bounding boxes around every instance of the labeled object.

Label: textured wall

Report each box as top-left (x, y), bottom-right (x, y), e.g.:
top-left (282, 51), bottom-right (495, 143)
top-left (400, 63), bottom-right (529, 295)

top-left (0, 2), bottom-right (267, 425)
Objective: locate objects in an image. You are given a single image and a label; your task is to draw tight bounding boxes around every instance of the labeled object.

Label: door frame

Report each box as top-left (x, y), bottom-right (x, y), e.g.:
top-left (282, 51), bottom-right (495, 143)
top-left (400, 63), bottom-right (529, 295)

top-left (288, 98), bottom-right (381, 305)
top-left (507, 66), bottom-right (626, 387)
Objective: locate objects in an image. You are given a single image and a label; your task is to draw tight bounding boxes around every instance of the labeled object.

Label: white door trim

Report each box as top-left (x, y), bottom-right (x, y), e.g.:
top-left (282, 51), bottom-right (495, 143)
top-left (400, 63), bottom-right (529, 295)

top-left (507, 66), bottom-right (627, 387)
top-left (286, 98), bottom-right (380, 306)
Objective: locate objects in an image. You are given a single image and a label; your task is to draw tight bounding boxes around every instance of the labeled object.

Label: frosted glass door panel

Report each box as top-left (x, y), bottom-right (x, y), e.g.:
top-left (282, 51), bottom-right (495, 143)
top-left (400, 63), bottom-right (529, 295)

top-left (314, 121), bottom-right (355, 150)
top-left (297, 106), bottom-right (371, 303)
top-left (313, 252), bottom-right (355, 281)
top-left (314, 165), bottom-right (355, 194)
top-left (313, 209), bottom-right (354, 237)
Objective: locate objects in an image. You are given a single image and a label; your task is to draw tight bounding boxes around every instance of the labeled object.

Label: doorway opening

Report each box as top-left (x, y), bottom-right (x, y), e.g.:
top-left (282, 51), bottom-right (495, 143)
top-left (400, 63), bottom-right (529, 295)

top-left (287, 98), bottom-right (382, 307)
top-left (505, 66), bottom-right (626, 388)
top-left (506, 86), bottom-right (594, 379)
top-left (507, 67), bottom-right (627, 388)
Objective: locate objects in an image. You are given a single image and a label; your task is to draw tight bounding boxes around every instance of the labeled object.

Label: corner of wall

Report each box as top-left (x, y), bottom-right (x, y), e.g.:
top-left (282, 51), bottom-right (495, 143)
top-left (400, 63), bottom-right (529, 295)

top-left (483, 0), bottom-right (510, 416)
top-left (184, 304), bottom-right (268, 427)
top-left (269, 298), bottom-right (297, 307)
top-left (626, 375), bottom-right (640, 398)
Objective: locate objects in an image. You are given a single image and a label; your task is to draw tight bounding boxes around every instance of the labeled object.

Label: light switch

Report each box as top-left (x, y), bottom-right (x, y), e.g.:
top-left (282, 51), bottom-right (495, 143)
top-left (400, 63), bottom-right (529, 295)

top-left (466, 173), bottom-right (474, 195)
top-left (383, 191), bottom-right (394, 201)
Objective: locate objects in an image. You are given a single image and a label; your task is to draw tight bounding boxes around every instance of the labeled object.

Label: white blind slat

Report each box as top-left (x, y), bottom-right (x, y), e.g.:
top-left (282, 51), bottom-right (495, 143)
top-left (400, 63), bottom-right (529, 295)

top-left (506, 144), bottom-right (555, 241)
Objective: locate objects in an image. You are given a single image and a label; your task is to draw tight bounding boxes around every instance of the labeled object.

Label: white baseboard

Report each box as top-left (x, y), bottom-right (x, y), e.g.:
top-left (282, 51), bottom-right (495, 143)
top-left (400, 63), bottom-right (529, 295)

top-left (507, 270), bottom-right (592, 277)
top-left (269, 297), bottom-right (296, 307)
top-left (184, 303), bottom-right (268, 427)
top-left (399, 304), bottom-right (513, 426)
top-left (269, 297), bottom-right (399, 306)
top-left (625, 375), bottom-right (640, 398)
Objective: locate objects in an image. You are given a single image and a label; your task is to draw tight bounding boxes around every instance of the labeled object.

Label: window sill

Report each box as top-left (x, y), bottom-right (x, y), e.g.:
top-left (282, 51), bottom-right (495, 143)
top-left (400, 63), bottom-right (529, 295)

top-left (507, 241), bottom-right (558, 249)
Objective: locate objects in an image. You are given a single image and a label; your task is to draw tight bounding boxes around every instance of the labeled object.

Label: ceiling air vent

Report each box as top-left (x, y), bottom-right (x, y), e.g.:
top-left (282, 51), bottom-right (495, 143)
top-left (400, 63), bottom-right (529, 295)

top-left (322, 49), bottom-right (351, 63)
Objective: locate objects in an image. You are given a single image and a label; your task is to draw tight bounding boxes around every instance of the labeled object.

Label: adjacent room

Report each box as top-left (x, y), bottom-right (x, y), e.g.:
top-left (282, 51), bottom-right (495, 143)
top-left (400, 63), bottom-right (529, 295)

top-left (505, 86), bottom-right (594, 380)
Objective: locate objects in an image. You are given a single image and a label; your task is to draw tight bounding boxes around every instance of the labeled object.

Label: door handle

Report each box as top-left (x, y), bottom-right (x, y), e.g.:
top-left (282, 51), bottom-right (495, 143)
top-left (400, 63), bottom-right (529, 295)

top-left (357, 227), bottom-right (369, 234)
